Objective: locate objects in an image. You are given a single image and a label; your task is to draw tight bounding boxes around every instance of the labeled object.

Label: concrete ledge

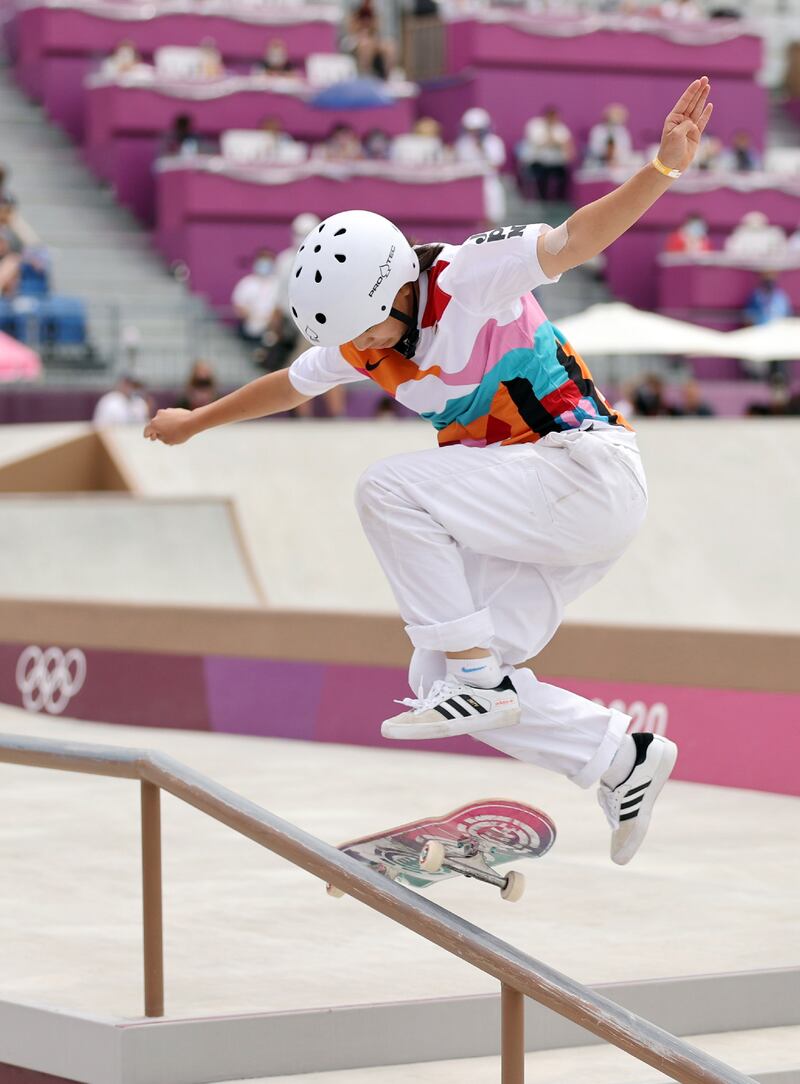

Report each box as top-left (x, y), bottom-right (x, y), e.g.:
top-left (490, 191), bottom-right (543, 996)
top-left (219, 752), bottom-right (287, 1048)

top-left (1, 969), bottom-right (798, 1084)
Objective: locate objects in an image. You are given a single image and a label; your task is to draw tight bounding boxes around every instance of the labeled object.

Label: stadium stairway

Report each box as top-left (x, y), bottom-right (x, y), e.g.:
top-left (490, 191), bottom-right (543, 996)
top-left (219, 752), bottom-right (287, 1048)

top-left (0, 60), bottom-right (258, 387)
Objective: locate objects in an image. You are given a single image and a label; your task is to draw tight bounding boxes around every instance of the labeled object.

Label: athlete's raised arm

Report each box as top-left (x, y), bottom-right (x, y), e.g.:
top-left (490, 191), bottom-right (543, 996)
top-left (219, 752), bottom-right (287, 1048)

top-left (537, 76), bottom-right (713, 279)
top-left (143, 367), bottom-right (309, 445)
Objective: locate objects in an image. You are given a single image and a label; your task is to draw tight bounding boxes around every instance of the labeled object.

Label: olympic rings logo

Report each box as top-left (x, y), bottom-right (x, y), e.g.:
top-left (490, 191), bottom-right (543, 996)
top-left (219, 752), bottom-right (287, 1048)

top-left (15, 646), bottom-right (87, 715)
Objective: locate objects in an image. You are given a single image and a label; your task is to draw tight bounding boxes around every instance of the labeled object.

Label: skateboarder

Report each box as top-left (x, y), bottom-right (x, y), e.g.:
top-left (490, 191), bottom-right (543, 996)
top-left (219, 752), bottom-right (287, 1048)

top-left (145, 78), bottom-right (713, 866)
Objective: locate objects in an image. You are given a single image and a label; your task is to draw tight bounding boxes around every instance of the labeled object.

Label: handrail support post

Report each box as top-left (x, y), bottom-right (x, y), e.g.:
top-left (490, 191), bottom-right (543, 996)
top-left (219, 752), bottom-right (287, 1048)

top-left (141, 780), bottom-right (164, 1018)
top-left (501, 983), bottom-right (524, 1083)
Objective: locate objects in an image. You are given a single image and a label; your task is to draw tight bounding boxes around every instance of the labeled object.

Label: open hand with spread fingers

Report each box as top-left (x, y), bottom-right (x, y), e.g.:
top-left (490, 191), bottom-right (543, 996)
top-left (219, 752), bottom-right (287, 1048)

top-left (658, 76), bottom-right (714, 175)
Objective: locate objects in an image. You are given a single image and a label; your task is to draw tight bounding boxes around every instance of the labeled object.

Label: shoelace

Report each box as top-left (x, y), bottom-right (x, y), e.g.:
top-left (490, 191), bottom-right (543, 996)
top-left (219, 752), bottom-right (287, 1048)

top-left (597, 784), bottom-right (621, 830)
top-left (394, 678), bottom-right (459, 716)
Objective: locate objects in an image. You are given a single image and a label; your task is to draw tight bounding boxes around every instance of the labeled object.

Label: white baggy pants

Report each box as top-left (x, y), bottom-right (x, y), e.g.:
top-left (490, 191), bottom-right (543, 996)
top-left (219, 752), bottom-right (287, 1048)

top-left (355, 426), bottom-right (649, 788)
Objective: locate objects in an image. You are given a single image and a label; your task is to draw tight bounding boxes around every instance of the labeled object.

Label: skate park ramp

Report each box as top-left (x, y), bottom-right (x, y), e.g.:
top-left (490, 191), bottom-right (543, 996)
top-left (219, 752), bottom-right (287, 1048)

top-left (0, 494), bottom-right (265, 606)
top-left (105, 418), bottom-right (800, 633)
top-left (0, 704), bottom-right (798, 1083)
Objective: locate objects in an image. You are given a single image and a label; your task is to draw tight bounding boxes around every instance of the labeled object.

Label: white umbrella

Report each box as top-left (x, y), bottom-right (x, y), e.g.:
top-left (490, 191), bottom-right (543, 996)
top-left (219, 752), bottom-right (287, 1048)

top-left (555, 302), bottom-right (731, 357)
top-left (721, 319), bottom-right (800, 363)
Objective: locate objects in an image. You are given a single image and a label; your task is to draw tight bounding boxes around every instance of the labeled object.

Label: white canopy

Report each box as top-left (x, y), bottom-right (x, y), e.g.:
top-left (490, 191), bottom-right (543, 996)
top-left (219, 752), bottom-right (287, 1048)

top-left (721, 319), bottom-right (800, 363)
top-left (555, 303), bottom-right (731, 357)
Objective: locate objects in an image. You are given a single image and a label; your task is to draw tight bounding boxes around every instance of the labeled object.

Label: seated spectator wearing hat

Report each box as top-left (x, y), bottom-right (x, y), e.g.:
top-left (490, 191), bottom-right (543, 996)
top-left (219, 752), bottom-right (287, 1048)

top-left (347, 0), bottom-right (395, 80)
top-left (232, 249), bottom-right (280, 347)
top-left (724, 212), bottom-right (786, 261)
top-left (721, 130), bottom-right (761, 173)
top-left (518, 106), bottom-right (575, 202)
top-left (585, 104), bottom-right (634, 168)
top-left (454, 108), bottom-right (507, 225)
top-left (258, 39), bottom-right (295, 77)
top-left (93, 374), bottom-right (151, 426)
top-left (664, 212), bottom-right (712, 254)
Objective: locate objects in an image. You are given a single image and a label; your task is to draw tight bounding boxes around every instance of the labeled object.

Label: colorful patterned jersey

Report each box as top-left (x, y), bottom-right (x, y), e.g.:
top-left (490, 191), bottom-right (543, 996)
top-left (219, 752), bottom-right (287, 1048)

top-left (288, 223), bottom-right (630, 446)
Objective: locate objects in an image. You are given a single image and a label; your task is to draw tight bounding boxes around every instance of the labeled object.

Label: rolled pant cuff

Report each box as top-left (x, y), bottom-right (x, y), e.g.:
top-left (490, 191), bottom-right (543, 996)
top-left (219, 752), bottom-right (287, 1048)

top-left (405, 608), bottom-right (496, 652)
top-left (568, 708), bottom-right (631, 790)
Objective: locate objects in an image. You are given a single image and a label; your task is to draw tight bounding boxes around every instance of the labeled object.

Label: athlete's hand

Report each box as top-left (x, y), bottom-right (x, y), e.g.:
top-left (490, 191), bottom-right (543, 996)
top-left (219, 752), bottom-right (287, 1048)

top-left (143, 407), bottom-right (196, 445)
top-left (657, 76), bottom-right (713, 174)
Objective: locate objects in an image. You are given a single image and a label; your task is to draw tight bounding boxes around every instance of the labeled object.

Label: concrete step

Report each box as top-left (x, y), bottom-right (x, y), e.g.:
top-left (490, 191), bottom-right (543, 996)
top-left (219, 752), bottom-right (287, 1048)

top-left (218, 1026), bottom-right (800, 1084)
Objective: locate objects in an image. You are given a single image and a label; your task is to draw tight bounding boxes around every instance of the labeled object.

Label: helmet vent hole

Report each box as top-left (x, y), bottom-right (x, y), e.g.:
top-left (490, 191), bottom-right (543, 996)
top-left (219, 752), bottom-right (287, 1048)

top-left (314, 245), bottom-right (321, 253)
top-left (314, 270), bottom-right (322, 283)
top-left (299, 245), bottom-right (304, 252)
top-left (334, 253), bottom-right (346, 263)
top-left (381, 305), bottom-right (387, 311)
top-left (295, 267), bottom-right (302, 278)
top-left (334, 228), bottom-right (347, 236)
top-left (315, 313), bottom-right (327, 324)
top-left (291, 307), bottom-right (297, 317)
top-left (318, 223), bottom-right (325, 231)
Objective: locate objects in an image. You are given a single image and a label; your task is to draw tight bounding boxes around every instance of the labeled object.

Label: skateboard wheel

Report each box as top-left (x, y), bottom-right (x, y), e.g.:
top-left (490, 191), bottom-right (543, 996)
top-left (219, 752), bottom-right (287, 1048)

top-left (420, 840), bottom-right (446, 873)
top-left (326, 883), bottom-right (345, 898)
top-left (500, 870), bottom-right (525, 902)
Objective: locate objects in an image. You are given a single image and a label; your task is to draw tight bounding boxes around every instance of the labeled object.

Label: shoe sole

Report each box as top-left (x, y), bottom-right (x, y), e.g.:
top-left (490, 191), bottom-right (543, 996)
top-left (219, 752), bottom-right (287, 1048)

top-left (381, 706), bottom-right (521, 741)
top-left (612, 738), bottom-right (678, 866)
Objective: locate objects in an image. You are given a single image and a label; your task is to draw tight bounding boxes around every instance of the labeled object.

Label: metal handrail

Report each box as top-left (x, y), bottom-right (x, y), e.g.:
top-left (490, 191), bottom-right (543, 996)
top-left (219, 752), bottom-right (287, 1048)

top-left (0, 731), bottom-right (756, 1084)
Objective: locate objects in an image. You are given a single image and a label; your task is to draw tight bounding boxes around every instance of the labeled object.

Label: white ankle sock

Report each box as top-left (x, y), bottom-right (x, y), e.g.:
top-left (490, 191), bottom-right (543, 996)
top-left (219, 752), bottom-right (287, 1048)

top-left (446, 653), bottom-right (503, 689)
top-left (601, 734), bottom-right (637, 789)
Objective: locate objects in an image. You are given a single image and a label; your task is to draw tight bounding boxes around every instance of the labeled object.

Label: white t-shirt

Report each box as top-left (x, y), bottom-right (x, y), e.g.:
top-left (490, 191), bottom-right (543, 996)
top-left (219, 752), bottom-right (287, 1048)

top-left (454, 132), bottom-right (506, 171)
top-left (232, 273), bottom-right (280, 336)
top-left (522, 117), bottom-right (572, 167)
top-left (288, 224), bottom-right (630, 447)
top-left (93, 390), bottom-right (150, 426)
top-left (586, 122), bottom-right (633, 166)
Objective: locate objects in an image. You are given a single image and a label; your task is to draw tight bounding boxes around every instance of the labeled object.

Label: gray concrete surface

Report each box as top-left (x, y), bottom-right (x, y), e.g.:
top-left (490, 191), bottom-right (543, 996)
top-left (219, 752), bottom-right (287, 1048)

top-left (1, 705), bottom-right (797, 1023)
top-left (104, 418), bottom-right (800, 632)
top-left (0, 495), bottom-right (263, 605)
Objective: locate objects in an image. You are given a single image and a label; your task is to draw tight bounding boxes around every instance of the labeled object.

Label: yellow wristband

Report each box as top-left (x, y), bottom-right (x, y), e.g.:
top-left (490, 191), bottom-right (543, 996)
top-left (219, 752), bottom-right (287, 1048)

top-left (652, 156), bottom-right (682, 180)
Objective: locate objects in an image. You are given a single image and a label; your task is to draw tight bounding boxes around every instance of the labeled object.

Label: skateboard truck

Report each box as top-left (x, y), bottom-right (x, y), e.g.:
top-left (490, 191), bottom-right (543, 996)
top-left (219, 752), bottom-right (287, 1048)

top-left (420, 839), bottom-right (526, 902)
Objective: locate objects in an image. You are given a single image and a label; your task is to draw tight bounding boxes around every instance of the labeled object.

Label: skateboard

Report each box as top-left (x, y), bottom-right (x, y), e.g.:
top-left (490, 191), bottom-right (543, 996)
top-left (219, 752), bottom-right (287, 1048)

top-left (327, 799), bottom-right (556, 903)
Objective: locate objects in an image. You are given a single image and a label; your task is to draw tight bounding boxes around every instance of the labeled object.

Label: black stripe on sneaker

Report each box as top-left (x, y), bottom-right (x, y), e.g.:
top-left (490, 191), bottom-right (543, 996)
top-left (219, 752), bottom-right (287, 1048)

top-left (435, 704), bottom-right (455, 720)
top-left (619, 810), bottom-right (640, 821)
top-left (621, 795), bottom-right (645, 811)
top-left (460, 695), bottom-right (488, 714)
top-left (447, 698), bottom-right (472, 718)
top-left (625, 781), bottom-right (651, 797)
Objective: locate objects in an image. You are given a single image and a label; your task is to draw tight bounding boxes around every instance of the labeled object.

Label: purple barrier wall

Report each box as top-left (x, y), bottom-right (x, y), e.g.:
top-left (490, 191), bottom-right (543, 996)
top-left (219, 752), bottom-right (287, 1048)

top-left (2, 638), bottom-right (798, 796)
top-left (13, 5), bottom-right (338, 139)
top-left (659, 262), bottom-right (800, 320)
top-left (573, 177), bottom-right (800, 309)
top-left (418, 20), bottom-right (765, 157)
top-left (154, 165), bottom-right (486, 307)
top-left (84, 83), bottom-right (417, 223)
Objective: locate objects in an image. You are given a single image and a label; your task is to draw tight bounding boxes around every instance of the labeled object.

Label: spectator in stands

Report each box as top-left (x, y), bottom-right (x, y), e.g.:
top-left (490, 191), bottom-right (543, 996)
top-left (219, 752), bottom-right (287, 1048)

top-left (585, 104), bottom-right (634, 168)
top-left (259, 115), bottom-right (297, 152)
top-left (314, 124), bottom-right (363, 162)
top-left (0, 196), bottom-right (23, 297)
top-left (101, 40), bottom-right (144, 78)
top-left (664, 212), bottom-right (712, 254)
top-left (267, 213), bottom-right (320, 371)
top-left (346, 0), bottom-right (395, 80)
top-left (631, 374), bottom-right (676, 417)
top-left (787, 224), bottom-right (800, 255)
top-left (722, 130), bottom-right (761, 173)
top-left (93, 374), bottom-right (151, 426)
top-left (175, 360), bottom-right (219, 410)
top-left (744, 271), bottom-right (792, 326)
top-left (199, 38), bottom-right (224, 79)
top-left (455, 108), bottom-right (507, 225)
top-left (363, 127), bottom-right (393, 160)
top-left (258, 38), bottom-right (295, 77)
top-left (659, 0), bottom-right (704, 19)
top-left (673, 380), bottom-right (714, 416)
top-left (692, 134), bottom-right (724, 172)
top-left (518, 106), bottom-right (575, 202)
top-left (163, 114), bottom-right (201, 157)
top-left (232, 248), bottom-right (280, 347)
top-left (725, 211), bottom-right (786, 260)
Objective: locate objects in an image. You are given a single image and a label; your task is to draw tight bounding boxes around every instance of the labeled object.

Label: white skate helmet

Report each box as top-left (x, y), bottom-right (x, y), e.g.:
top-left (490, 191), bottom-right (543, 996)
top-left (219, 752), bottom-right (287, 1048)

top-left (291, 211), bottom-right (320, 243)
top-left (288, 209), bottom-right (419, 346)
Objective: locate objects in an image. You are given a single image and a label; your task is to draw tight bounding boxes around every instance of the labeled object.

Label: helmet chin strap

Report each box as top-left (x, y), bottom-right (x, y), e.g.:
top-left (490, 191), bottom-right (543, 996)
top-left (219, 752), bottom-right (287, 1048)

top-left (389, 284), bottom-right (420, 359)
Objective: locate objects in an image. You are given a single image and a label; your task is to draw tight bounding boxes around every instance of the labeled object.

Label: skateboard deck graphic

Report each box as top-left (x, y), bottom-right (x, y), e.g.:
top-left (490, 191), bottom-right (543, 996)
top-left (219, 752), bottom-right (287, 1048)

top-left (330, 799), bottom-right (556, 901)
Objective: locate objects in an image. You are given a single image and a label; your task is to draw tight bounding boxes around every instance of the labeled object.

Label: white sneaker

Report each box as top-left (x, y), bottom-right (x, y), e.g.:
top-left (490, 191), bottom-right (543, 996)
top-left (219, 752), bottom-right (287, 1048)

top-left (381, 675), bottom-right (521, 741)
top-left (597, 733), bottom-right (678, 866)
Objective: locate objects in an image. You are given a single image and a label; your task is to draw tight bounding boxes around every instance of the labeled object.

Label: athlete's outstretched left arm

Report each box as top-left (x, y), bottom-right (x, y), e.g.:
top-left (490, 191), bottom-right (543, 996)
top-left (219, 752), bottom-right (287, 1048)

top-left (537, 77), bottom-right (713, 279)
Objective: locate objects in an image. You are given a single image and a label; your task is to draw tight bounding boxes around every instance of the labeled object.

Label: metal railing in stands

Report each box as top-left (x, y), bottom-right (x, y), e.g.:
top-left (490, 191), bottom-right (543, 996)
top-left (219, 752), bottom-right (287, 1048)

top-left (0, 731), bottom-right (757, 1084)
